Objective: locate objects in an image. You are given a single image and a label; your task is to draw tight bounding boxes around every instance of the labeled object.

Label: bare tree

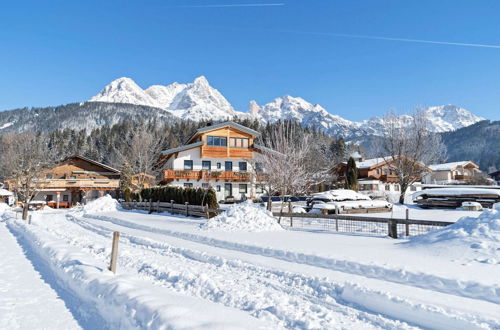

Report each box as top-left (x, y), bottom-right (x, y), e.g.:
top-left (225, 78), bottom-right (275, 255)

top-left (116, 125), bottom-right (165, 192)
top-left (378, 109), bottom-right (446, 203)
top-left (252, 122), bottom-right (320, 217)
top-left (0, 132), bottom-right (58, 219)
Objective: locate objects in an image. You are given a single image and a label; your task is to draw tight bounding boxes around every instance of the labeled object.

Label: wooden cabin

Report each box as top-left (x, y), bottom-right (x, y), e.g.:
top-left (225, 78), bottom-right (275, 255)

top-left (30, 155), bottom-right (120, 208)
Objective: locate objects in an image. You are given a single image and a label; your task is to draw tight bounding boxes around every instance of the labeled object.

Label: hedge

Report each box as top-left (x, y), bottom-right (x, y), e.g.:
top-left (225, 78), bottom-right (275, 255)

top-left (133, 186), bottom-right (218, 209)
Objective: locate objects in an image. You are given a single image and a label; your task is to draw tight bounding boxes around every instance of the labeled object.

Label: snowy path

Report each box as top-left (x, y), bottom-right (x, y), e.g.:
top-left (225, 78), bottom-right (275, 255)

top-left (0, 222), bottom-right (82, 329)
top-left (42, 211), bottom-right (410, 329)
top-left (29, 209), bottom-right (499, 329)
top-left (4, 207), bottom-right (500, 329)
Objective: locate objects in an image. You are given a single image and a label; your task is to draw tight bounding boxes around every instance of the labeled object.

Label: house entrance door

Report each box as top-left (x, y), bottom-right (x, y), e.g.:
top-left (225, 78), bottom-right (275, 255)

top-left (224, 183), bottom-right (232, 198)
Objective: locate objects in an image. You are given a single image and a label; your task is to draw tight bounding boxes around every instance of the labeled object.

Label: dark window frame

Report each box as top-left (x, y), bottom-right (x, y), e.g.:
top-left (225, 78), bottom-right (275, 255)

top-left (225, 161), bottom-right (233, 171)
top-left (202, 160), bottom-right (211, 170)
top-left (184, 160), bottom-right (193, 170)
top-left (239, 162), bottom-right (247, 171)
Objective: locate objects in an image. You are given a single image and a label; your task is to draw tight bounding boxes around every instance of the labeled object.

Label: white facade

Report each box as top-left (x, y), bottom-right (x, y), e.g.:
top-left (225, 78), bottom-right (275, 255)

top-left (164, 148), bottom-right (264, 202)
top-left (358, 179), bottom-right (422, 199)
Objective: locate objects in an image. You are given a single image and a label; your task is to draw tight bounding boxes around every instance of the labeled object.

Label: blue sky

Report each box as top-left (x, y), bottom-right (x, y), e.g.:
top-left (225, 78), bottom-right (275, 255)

top-left (1, 0), bottom-right (499, 121)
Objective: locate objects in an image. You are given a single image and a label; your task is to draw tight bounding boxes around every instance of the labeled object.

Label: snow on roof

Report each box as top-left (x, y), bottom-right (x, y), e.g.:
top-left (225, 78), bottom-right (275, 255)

top-left (0, 188), bottom-right (13, 196)
top-left (428, 161), bottom-right (476, 171)
top-left (311, 189), bottom-right (371, 201)
top-left (161, 141), bottom-right (203, 156)
top-left (412, 188), bottom-right (500, 200)
top-left (356, 157), bottom-right (388, 169)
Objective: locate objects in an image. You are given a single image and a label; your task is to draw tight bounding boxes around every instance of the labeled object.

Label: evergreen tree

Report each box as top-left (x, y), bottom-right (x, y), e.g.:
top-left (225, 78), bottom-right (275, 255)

top-left (346, 157), bottom-right (358, 190)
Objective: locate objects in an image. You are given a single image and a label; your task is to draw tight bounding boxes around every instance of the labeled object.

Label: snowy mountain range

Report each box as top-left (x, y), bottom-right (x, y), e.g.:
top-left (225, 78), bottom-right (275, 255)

top-left (89, 76), bottom-right (485, 137)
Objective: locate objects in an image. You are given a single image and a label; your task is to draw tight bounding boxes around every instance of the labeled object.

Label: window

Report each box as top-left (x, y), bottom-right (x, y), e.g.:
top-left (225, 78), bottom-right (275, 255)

top-left (63, 195), bottom-right (69, 202)
top-left (207, 136), bottom-right (227, 146)
top-left (46, 194), bottom-right (53, 201)
top-left (256, 184), bottom-right (264, 193)
top-left (385, 184), bottom-right (390, 191)
top-left (217, 162), bottom-right (221, 169)
top-left (229, 137), bottom-right (249, 148)
top-left (216, 185), bottom-right (221, 192)
top-left (239, 184), bottom-right (247, 194)
top-left (384, 169), bottom-right (390, 175)
top-left (184, 160), bottom-right (193, 170)
top-left (184, 183), bottom-right (193, 188)
top-left (69, 176), bottom-right (76, 180)
top-left (395, 185), bottom-right (400, 191)
top-left (225, 161), bottom-right (233, 171)
top-left (202, 161), bottom-right (211, 170)
top-left (45, 174), bottom-right (53, 179)
top-left (255, 162), bottom-right (263, 172)
top-left (374, 169), bottom-right (379, 175)
top-left (410, 185), bottom-right (416, 192)
top-left (239, 162), bottom-right (247, 171)
top-left (202, 183), bottom-right (210, 189)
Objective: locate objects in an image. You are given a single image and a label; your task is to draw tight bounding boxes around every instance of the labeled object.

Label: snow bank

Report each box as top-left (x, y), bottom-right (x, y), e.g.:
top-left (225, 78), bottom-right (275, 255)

top-left (409, 203), bottom-right (500, 264)
top-left (201, 201), bottom-right (283, 232)
top-left (311, 189), bottom-right (370, 201)
top-left (0, 203), bottom-right (10, 215)
top-left (82, 195), bottom-right (121, 214)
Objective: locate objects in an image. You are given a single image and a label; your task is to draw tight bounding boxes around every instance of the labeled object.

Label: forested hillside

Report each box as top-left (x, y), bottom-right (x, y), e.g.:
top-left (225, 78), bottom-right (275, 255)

top-left (441, 120), bottom-right (500, 172)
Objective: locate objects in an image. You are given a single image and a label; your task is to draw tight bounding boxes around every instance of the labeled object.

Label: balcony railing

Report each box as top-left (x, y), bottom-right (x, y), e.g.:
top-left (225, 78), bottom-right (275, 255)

top-left (380, 174), bottom-right (399, 183)
top-left (163, 170), bottom-right (252, 182)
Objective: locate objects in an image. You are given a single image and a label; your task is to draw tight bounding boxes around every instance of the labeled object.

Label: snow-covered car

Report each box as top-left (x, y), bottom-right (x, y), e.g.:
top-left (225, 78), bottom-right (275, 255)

top-left (308, 189), bottom-right (392, 214)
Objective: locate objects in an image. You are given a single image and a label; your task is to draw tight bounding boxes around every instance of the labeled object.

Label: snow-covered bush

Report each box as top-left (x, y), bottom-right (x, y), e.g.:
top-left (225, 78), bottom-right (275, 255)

top-left (201, 200), bottom-right (283, 232)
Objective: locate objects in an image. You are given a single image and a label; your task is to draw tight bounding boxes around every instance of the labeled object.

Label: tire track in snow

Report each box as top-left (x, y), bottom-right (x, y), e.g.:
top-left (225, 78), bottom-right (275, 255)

top-left (64, 213), bottom-right (498, 330)
top-left (61, 214), bottom-right (414, 329)
top-left (82, 213), bottom-right (500, 306)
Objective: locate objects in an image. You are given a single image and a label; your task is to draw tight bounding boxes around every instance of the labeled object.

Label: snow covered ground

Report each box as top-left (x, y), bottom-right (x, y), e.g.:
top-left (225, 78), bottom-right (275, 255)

top-left (1, 199), bottom-right (499, 329)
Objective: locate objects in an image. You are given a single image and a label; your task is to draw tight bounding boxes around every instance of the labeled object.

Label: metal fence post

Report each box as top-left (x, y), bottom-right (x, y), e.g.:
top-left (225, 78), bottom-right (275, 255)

top-left (405, 208), bottom-right (410, 236)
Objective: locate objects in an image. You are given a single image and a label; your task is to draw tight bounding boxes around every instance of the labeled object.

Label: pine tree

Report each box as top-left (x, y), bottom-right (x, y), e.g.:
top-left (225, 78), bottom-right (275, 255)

top-left (346, 157), bottom-right (358, 191)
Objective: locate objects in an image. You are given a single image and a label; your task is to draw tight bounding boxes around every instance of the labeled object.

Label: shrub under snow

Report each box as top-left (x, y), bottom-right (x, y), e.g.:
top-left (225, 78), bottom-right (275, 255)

top-left (201, 201), bottom-right (283, 232)
top-left (409, 203), bottom-right (500, 264)
top-left (82, 195), bottom-right (121, 214)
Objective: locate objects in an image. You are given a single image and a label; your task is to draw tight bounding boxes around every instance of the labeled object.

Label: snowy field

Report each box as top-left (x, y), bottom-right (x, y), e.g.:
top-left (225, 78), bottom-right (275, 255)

top-left (1, 197), bottom-right (499, 329)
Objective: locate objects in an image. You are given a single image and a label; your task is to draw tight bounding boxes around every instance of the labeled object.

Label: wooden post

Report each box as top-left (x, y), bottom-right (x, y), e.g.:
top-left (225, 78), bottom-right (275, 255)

top-left (405, 208), bottom-right (410, 237)
top-left (170, 200), bottom-right (174, 214)
top-left (204, 204), bottom-right (209, 219)
top-left (288, 200), bottom-right (293, 227)
top-left (109, 231), bottom-right (119, 273)
top-left (156, 200), bottom-right (160, 213)
top-left (388, 220), bottom-right (398, 239)
top-left (148, 199), bottom-right (153, 214)
top-left (28, 214), bottom-right (32, 225)
top-left (185, 202), bottom-right (189, 216)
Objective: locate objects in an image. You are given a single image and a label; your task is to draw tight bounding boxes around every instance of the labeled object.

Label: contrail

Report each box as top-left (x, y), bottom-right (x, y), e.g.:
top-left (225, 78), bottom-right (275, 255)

top-left (177, 3), bottom-right (285, 8)
top-left (281, 30), bottom-right (500, 49)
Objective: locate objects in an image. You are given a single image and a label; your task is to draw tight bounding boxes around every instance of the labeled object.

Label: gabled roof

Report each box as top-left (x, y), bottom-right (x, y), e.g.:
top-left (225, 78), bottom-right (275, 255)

top-left (185, 121), bottom-right (260, 144)
top-left (428, 161), bottom-right (478, 171)
top-left (161, 141), bottom-right (203, 156)
top-left (65, 155), bottom-right (121, 173)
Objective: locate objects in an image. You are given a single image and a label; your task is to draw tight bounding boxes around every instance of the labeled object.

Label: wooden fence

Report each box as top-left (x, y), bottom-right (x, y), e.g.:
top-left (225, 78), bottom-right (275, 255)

top-left (273, 211), bottom-right (453, 238)
top-left (121, 200), bottom-right (219, 218)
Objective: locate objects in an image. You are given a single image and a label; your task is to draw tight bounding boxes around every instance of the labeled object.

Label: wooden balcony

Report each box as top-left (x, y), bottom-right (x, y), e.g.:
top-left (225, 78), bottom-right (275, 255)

top-left (35, 179), bottom-right (120, 189)
top-left (380, 174), bottom-right (399, 183)
top-left (163, 170), bottom-right (251, 182)
top-left (453, 174), bottom-right (471, 181)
